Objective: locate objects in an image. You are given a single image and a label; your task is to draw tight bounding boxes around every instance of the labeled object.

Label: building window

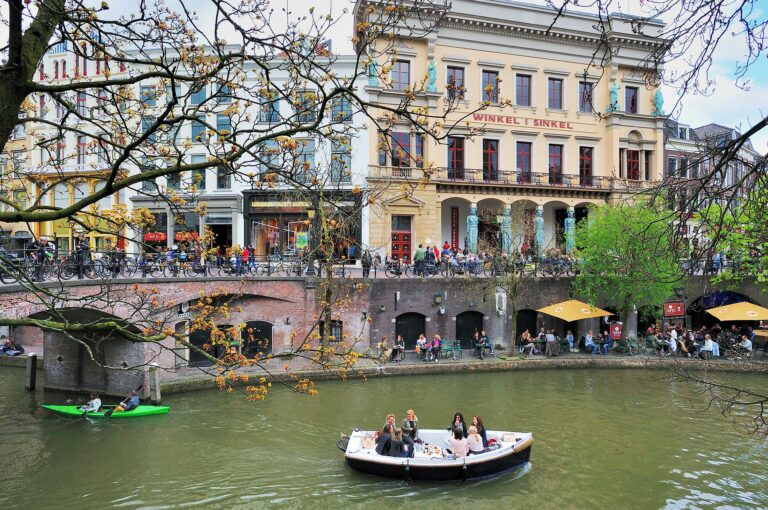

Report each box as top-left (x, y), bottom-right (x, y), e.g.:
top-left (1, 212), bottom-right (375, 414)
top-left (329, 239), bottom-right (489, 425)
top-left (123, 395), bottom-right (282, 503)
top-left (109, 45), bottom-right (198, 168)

top-left (39, 95), bottom-right (46, 119)
top-left (391, 132), bottom-right (410, 168)
top-left (625, 87), bottom-right (638, 114)
top-left (97, 141), bottom-right (108, 165)
top-left (215, 84), bottom-right (232, 103)
top-left (258, 141), bottom-right (279, 178)
top-left (482, 139), bottom-right (499, 181)
top-left (317, 320), bottom-right (343, 343)
top-left (548, 144), bottom-right (563, 184)
top-left (53, 183), bottom-right (69, 208)
top-left (295, 139), bottom-right (314, 182)
top-left (415, 134), bottom-right (424, 168)
top-left (516, 141), bottom-right (532, 182)
top-left (392, 60), bottom-right (410, 91)
top-left (297, 90), bottom-right (317, 123)
top-left (447, 136), bottom-right (465, 180)
top-left (260, 96), bottom-right (279, 123)
top-left (579, 147), bottom-right (593, 186)
top-left (94, 181), bottom-right (113, 210)
top-left (190, 84), bottom-right (206, 105)
top-left (446, 66), bottom-right (465, 100)
top-left (547, 78), bottom-right (563, 110)
top-left (516, 74), bottom-right (531, 106)
top-left (191, 116), bottom-right (206, 143)
top-left (191, 154), bottom-right (207, 189)
top-left (167, 164), bottom-right (181, 191)
top-left (54, 61), bottom-right (59, 80)
top-left (690, 159), bottom-right (699, 179)
top-left (377, 131), bottom-right (387, 166)
top-left (627, 150), bottom-right (640, 180)
top-left (579, 82), bottom-right (593, 113)
top-left (77, 92), bottom-right (87, 116)
top-left (680, 158), bottom-right (689, 178)
top-left (667, 157), bottom-right (677, 177)
top-left (216, 114), bottom-right (231, 136)
top-left (216, 165), bottom-right (231, 189)
top-left (645, 150), bottom-right (653, 180)
top-left (165, 84), bottom-right (181, 105)
top-left (39, 63), bottom-right (45, 80)
top-left (76, 136), bottom-right (87, 164)
top-left (678, 127), bottom-right (687, 139)
top-left (331, 136), bottom-right (352, 182)
top-left (142, 116), bottom-right (157, 143)
top-left (140, 158), bottom-right (157, 192)
top-left (331, 96), bottom-right (352, 121)
top-left (482, 70), bottom-right (499, 103)
top-left (141, 85), bottom-right (157, 107)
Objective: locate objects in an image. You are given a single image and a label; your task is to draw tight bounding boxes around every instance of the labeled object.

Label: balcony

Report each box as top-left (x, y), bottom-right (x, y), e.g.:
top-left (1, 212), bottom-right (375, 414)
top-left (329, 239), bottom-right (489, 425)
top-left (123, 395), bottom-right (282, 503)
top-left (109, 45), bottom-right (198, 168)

top-left (368, 165), bottom-right (615, 190)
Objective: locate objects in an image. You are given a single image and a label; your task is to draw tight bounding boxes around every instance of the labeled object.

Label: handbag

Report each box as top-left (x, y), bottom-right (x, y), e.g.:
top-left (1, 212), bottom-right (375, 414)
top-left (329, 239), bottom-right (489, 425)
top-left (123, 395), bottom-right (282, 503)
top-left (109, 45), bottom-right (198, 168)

top-left (415, 345), bottom-right (421, 353)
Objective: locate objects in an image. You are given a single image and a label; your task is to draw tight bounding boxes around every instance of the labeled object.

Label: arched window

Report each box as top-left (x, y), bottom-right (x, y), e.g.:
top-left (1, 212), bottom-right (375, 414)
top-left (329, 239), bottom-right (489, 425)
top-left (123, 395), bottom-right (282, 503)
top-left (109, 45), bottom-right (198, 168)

top-left (39, 63), bottom-right (45, 80)
top-left (75, 54), bottom-right (79, 76)
top-left (54, 61), bottom-right (59, 79)
top-left (94, 180), bottom-right (113, 209)
top-left (53, 183), bottom-right (70, 208)
top-left (61, 59), bottom-right (67, 78)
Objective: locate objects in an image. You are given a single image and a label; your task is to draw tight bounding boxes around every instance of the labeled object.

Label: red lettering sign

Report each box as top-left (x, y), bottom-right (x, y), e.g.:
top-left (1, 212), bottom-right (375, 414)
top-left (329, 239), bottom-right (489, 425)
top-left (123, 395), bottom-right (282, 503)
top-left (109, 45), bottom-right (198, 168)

top-left (610, 323), bottom-right (623, 340)
top-left (471, 113), bottom-right (574, 130)
top-left (450, 207), bottom-right (459, 249)
top-left (663, 301), bottom-right (686, 317)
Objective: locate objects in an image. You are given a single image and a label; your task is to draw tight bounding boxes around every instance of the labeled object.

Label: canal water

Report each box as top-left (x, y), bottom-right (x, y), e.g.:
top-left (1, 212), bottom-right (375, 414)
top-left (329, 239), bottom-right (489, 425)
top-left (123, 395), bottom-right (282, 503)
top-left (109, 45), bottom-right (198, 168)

top-left (0, 367), bottom-right (766, 509)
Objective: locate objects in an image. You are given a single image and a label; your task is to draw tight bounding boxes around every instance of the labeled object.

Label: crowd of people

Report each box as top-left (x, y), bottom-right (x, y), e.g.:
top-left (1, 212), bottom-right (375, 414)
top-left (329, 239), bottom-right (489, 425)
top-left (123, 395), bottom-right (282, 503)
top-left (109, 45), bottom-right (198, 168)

top-left (645, 323), bottom-right (756, 359)
top-left (373, 411), bottom-right (490, 459)
top-left (379, 331), bottom-right (494, 363)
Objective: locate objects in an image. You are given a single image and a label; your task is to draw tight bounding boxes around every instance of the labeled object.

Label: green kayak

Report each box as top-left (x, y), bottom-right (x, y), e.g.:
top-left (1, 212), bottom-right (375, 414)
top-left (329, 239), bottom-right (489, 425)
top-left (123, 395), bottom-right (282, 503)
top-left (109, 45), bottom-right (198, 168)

top-left (41, 404), bottom-right (170, 418)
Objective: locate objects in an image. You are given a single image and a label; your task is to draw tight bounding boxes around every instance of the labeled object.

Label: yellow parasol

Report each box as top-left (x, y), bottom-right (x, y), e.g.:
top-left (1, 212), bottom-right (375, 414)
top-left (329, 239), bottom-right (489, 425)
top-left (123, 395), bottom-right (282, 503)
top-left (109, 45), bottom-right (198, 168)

top-left (705, 301), bottom-right (768, 322)
top-left (537, 299), bottom-right (613, 322)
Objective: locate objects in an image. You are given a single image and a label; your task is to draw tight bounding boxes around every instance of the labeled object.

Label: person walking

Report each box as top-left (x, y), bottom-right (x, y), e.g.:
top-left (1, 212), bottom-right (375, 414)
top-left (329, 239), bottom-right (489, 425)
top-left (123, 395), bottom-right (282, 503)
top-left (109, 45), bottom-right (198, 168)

top-left (362, 250), bottom-right (372, 279)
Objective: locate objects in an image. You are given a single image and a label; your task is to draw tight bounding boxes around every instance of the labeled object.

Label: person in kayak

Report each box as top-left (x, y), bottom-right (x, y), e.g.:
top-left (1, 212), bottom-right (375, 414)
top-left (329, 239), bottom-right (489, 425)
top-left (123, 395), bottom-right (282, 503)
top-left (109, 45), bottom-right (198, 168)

top-left (79, 394), bottom-right (101, 413)
top-left (112, 390), bottom-right (140, 413)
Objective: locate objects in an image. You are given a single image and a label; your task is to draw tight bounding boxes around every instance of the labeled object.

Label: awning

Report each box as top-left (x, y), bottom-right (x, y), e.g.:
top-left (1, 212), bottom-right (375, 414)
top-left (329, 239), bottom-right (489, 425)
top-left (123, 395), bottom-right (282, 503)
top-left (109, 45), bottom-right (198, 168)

top-left (706, 301), bottom-right (768, 321)
top-left (144, 231), bottom-right (167, 242)
top-left (174, 231), bottom-right (199, 242)
top-left (537, 299), bottom-right (613, 322)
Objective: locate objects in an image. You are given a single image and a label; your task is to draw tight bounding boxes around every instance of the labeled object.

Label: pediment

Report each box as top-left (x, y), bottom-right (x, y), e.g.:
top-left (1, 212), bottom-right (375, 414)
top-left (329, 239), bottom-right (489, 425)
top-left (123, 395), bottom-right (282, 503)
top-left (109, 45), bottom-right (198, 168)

top-left (383, 194), bottom-right (427, 208)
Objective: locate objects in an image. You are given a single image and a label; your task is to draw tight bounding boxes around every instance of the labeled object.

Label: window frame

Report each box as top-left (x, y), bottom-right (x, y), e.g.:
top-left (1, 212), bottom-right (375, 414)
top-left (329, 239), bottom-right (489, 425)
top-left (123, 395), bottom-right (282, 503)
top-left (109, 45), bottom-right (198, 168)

top-left (481, 70), bottom-right (499, 103)
top-left (392, 60), bottom-right (411, 91)
top-left (390, 132), bottom-right (411, 168)
top-left (516, 141), bottom-right (532, 182)
top-left (578, 81), bottom-right (593, 113)
top-left (579, 146), bottom-right (593, 186)
top-left (482, 139), bottom-right (499, 181)
top-left (447, 136), bottom-right (465, 180)
top-left (547, 78), bottom-right (563, 110)
top-left (625, 86), bottom-right (639, 114)
top-left (446, 66), bottom-right (465, 100)
top-left (548, 144), bottom-right (563, 184)
top-left (515, 74), bottom-right (532, 107)
top-left (627, 150), bottom-right (640, 180)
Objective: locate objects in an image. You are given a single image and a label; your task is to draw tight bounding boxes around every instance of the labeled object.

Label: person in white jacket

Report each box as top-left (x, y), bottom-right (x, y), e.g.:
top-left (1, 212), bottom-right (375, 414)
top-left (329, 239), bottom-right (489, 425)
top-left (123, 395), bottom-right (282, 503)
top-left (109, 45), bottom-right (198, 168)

top-left (79, 394), bottom-right (101, 413)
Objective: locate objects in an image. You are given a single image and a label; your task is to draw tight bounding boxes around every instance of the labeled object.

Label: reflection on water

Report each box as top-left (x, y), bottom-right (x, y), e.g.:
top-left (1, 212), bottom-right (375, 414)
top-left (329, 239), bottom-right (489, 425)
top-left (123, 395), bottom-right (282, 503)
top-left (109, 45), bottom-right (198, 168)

top-left (0, 368), bottom-right (765, 509)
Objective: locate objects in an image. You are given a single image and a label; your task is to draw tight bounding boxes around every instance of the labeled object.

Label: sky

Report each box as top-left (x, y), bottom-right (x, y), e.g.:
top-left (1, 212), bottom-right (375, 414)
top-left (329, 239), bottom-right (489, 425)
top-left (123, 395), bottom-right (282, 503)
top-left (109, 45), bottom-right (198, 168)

top-left (2, 0), bottom-right (766, 151)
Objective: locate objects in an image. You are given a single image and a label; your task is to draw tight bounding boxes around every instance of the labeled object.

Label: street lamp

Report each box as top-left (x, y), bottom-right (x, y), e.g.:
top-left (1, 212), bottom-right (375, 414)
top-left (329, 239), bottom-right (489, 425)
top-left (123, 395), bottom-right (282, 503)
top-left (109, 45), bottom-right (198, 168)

top-left (305, 208), bottom-right (316, 276)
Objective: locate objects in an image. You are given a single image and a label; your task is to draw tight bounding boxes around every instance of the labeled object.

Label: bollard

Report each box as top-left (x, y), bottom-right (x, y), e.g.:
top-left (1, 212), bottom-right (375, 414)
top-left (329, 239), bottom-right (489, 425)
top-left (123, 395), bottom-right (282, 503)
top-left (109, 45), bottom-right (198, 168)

top-left (149, 364), bottom-right (161, 404)
top-left (25, 353), bottom-right (37, 391)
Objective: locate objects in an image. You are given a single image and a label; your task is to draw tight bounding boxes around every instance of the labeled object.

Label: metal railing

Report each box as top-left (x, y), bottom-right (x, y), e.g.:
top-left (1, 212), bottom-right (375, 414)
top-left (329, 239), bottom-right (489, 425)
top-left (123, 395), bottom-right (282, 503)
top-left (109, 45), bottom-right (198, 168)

top-left (369, 165), bottom-right (626, 190)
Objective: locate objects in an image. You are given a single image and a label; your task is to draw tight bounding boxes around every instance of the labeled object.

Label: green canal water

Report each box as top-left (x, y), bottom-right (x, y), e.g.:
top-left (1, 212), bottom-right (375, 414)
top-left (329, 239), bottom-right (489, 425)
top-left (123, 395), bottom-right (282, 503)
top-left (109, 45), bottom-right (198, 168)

top-left (0, 367), bottom-right (766, 509)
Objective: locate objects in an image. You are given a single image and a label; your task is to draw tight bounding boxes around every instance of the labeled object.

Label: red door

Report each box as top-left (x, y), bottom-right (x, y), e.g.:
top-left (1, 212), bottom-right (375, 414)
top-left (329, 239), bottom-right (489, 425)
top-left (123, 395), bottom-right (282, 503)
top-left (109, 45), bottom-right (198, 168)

top-left (391, 216), bottom-right (412, 261)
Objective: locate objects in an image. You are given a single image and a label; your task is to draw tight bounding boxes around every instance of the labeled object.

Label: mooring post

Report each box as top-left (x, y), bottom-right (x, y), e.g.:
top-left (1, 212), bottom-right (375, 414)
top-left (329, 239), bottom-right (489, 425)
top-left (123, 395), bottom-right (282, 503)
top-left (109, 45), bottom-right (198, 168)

top-left (25, 353), bottom-right (37, 391)
top-left (149, 363), bottom-right (161, 404)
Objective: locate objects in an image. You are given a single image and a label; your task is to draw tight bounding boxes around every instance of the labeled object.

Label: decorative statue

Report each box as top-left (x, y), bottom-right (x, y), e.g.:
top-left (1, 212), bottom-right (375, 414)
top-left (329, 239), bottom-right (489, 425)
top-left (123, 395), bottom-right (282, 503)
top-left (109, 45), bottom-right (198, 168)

top-left (368, 59), bottom-right (379, 87)
top-left (534, 207), bottom-right (544, 256)
top-left (564, 209), bottom-right (575, 253)
top-left (500, 206), bottom-right (513, 255)
top-left (652, 88), bottom-right (665, 116)
top-left (466, 206), bottom-right (478, 253)
top-left (606, 82), bottom-right (619, 113)
top-left (427, 59), bottom-right (437, 92)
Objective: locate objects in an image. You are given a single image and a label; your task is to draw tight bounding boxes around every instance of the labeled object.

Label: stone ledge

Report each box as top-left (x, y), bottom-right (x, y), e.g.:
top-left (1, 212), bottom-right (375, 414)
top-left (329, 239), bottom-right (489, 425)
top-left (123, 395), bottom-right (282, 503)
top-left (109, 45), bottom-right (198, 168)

top-left (0, 355), bottom-right (44, 368)
top-left (159, 356), bottom-right (768, 394)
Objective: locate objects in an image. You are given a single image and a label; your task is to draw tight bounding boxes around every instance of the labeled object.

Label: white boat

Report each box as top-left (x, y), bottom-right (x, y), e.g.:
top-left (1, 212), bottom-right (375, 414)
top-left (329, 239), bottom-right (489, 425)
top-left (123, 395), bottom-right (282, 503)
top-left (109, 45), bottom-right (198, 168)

top-left (342, 428), bottom-right (533, 481)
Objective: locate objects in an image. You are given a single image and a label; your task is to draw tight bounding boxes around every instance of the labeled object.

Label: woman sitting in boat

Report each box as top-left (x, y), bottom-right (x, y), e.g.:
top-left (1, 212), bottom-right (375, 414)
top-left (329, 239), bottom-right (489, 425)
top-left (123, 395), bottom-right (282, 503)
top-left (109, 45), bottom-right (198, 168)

top-left (375, 424), bottom-right (393, 455)
top-left (79, 394), bottom-right (101, 413)
top-left (387, 428), bottom-right (407, 457)
top-left (450, 412), bottom-right (468, 438)
top-left (471, 415), bottom-right (488, 447)
top-left (449, 427), bottom-right (469, 458)
top-left (402, 409), bottom-right (419, 440)
top-left (113, 390), bottom-right (140, 413)
top-left (467, 426), bottom-right (485, 455)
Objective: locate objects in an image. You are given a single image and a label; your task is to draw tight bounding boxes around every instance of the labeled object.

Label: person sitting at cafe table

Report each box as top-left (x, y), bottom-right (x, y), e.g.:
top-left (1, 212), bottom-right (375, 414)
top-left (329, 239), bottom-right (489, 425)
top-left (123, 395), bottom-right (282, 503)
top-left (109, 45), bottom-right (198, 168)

top-left (565, 330), bottom-right (575, 352)
top-left (481, 330), bottom-right (494, 356)
top-left (416, 334), bottom-right (427, 361)
top-left (520, 329), bottom-right (536, 356)
top-left (601, 329), bottom-right (613, 355)
top-left (699, 334), bottom-right (715, 359)
top-left (737, 334), bottom-right (753, 356)
top-left (584, 330), bottom-right (598, 355)
top-left (544, 329), bottom-right (558, 357)
top-left (474, 332), bottom-right (488, 360)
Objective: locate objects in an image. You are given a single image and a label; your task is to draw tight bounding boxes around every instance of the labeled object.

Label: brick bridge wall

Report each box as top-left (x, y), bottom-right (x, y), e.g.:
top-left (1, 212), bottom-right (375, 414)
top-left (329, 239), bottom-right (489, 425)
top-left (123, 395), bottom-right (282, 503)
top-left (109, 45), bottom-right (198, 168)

top-left (0, 275), bottom-right (762, 395)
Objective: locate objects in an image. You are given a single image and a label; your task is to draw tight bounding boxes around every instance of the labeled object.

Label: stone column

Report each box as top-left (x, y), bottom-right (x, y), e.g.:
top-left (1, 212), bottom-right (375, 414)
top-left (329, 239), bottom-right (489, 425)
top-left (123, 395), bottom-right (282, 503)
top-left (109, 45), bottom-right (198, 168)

top-left (534, 205), bottom-right (544, 257)
top-left (466, 203), bottom-right (478, 253)
top-left (564, 206), bottom-right (575, 253)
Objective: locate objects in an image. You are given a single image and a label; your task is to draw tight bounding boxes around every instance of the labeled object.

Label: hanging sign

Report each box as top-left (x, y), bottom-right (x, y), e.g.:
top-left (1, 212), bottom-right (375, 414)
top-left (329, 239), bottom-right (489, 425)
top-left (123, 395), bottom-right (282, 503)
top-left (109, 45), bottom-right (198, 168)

top-left (296, 232), bottom-right (308, 249)
top-left (450, 207), bottom-right (459, 248)
top-left (663, 301), bottom-right (685, 317)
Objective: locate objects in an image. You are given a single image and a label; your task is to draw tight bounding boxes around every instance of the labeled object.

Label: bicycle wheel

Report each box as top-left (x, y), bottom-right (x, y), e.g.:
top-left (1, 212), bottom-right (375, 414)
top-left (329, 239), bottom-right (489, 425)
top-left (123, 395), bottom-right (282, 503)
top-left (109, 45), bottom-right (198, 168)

top-left (59, 260), bottom-right (77, 280)
top-left (384, 265), bottom-right (400, 278)
top-left (404, 264), bottom-right (416, 278)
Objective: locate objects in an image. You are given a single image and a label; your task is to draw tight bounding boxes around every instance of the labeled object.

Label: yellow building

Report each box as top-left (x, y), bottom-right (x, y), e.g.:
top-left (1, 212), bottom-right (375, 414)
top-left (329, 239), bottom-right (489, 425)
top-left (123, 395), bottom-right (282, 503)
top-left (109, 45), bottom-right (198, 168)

top-left (360, 0), bottom-right (666, 260)
top-left (0, 125), bottom-right (36, 253)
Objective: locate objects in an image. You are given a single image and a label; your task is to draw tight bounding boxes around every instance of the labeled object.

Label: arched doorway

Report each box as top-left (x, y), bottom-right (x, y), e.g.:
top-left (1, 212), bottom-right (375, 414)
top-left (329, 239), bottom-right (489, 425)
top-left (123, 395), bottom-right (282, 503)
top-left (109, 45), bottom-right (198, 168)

top-left (188, 324), bottom-right (233, 366)
top-left (243, 321), bottom-right (273, 357)
top-left (395, 313), bottom-right (426, 349)
top-left (516, 309), bottom-right (537, 345)
top-left (456, 311), bottom-right (484, 349)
